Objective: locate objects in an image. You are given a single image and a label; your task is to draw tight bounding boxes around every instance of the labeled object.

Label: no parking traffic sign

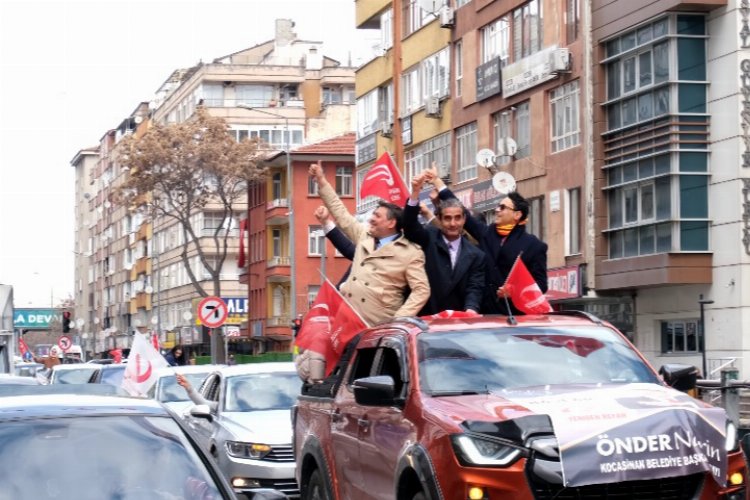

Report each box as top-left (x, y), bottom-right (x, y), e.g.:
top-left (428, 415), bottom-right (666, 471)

top-left (197, 296), bottom-right (229, 328)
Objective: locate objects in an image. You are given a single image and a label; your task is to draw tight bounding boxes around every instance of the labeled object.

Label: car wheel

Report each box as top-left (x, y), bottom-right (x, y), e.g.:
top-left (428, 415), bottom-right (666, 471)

top-left (304, 469), bottom-right (331, 500)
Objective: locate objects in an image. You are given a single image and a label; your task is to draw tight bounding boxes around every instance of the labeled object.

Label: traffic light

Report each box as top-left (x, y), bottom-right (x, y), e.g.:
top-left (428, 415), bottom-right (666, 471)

top-left (62, 311), bottom-right (72, 333)
top-left (292, 316), bottom-right (302, 337)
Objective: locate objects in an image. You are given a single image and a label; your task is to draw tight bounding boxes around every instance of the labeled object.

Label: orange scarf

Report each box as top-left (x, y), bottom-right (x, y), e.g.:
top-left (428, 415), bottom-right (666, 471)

top-left (496, 220), bottom-right (527, 237)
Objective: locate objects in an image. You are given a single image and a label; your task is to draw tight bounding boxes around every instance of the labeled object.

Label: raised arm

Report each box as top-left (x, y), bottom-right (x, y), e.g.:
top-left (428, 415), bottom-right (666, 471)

top-left (425, 165), bottom-right (486, 242)
top-left (315, 205), bottom-right (356, 260)
top-left (402, 173), bottom-right (431, 248)
top-left (309, 162), bottom-right (366, 243)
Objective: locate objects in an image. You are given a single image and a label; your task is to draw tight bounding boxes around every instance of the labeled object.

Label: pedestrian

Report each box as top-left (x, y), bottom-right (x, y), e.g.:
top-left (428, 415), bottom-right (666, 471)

top-left (309, 162), bottom-right (430, 326)
top-left (403, 173), bottom-right (485, 316)
top-left (165, 346), bottom-right (185, 366)
top-left (428, 169), bottom-right (548, 315)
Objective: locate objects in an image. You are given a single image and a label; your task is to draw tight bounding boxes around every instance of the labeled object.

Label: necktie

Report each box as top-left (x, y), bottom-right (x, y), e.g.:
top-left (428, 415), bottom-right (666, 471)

top-left (450, 241), bottom-right (458, 269)
top-left (374, 238), bottom-right (380, 249)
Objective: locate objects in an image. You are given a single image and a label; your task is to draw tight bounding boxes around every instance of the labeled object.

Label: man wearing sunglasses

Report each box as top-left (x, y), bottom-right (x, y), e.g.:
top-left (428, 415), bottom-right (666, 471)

top-left (426, 168), bottom-right (547, 315)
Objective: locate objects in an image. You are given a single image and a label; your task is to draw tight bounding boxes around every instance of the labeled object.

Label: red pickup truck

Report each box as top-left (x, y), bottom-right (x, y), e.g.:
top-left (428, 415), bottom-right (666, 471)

top-left (292, 312), bottom-right (748, 500)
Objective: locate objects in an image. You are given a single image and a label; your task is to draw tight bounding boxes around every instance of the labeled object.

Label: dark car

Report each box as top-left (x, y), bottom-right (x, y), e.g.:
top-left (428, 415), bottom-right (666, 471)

top-left (0, 393), bottom-right (238, 500)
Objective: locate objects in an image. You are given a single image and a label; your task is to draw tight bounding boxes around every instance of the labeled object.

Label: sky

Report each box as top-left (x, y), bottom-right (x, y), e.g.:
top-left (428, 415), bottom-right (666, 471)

top-left (0, 0), bottom-right (376, 308)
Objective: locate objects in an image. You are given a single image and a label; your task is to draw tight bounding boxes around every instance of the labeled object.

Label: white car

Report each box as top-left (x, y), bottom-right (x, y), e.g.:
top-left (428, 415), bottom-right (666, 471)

top-left (149, 364), bottom-right (222, 416)
top-left (49, 363), bottom-right (101, 384)
top-left (186, 362), bottom-right (301, 498)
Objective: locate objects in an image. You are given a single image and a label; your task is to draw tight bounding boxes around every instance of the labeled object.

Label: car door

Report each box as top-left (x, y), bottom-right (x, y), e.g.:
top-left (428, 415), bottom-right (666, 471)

top-left (357, 337), bottom-right (416, 500)
top-left (330, 341), bottom-right (379, 499)
top-left (189, 373), bottom-right (220, 448)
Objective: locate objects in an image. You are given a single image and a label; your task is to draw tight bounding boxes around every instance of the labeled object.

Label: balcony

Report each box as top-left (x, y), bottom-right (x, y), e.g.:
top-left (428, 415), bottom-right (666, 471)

top-left (267, 257), bottom-right (291, 282)
top-left (266, 316), bottom-right (291, 328)
top-left (266, 198), bottom-right (290, 225)
top-left (355, 0), bottom-right (389, 28)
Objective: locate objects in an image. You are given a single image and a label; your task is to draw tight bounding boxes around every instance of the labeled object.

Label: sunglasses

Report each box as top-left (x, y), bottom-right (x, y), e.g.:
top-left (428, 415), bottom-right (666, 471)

top-left (496, 204), bottom-right (517, 212)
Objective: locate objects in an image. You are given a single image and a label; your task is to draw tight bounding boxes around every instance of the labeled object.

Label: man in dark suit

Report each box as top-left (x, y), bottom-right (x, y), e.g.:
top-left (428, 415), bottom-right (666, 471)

top-left (403, 173), bottom-right (485, 316)
top-left (427, 170), bottom-right (547, 315)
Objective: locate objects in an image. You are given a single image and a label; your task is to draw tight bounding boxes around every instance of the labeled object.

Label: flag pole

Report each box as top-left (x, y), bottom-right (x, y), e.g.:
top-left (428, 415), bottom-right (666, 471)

top-left (502, 254), bottom-right (523, 325)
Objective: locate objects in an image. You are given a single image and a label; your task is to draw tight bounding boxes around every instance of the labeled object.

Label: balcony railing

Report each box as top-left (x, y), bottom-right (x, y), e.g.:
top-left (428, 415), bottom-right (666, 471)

top-left (267, 198), bottom-right (289, 209)
top-left (267, 257), bottom-right (291, 267)
top-left (267, 316), bottom-right (291, 328)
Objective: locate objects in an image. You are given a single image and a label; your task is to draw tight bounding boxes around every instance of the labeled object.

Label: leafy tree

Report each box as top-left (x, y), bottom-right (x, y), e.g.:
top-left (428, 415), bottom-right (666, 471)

top-left (115, 107), bottom-right (265, 299)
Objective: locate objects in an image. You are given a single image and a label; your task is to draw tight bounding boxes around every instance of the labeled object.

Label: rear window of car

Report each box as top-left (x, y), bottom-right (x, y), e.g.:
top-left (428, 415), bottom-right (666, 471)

top-left (0, 414), bottom-right (224, 500)
top-left (52, 367), bottom-right (98, 384)
top-left (224, 372), bottom-right (302, 412)
top-left (417, 326), bottom-right (659, 395)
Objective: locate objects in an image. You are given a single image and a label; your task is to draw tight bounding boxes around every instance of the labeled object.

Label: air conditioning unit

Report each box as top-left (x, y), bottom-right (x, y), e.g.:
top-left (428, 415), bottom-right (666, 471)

top-left (439, 6), bottom-right (454, 28)
top-left (550, 48), bottom-right (572, 73)
top-left (380, 121), bottom-right (393, 137)
top-left (425, 96), bottom-right (442, 118)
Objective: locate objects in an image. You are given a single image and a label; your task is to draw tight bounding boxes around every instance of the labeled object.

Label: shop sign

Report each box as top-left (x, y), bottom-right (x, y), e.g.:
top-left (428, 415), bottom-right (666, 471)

top-left (546, 265), bottom-right (581, 300)
top-left (503, 45), bottom-right (560, 98)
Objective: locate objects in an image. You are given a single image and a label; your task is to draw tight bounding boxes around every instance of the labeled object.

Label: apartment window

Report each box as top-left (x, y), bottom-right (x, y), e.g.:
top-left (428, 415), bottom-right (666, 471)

top-left (481, 15), bottom-right (510, 66)
top-left (272, 229), bottom-right (282, 258)
top-left (401, 66), bottom-right (422, 116)
top-left (308, 226), bottom-right (325, 256)
top-left (515, 101), bottom-right (531, 159)
top-left (405, 132), bottom-right (451, 181)
top-left (203, 212), bottom-right (237, 236)
top-left (308, 175), bottom-right (319, 196)
top-left (357, 89), bottom-right (378, 137)
top-left (604, 15), bottom-right (709, 258)
top-left (566, 188), bottom-right (581, 255)
top-left (527, 196), bottom-right (545, 240)
top-left (378, 83), bottom-right (394, 126)
top-left (272, 287), bottom-right (285, 317)
top-left (661, 320), bottom-right (699, 353)
top-left (202, 83), bottom-right (224, 107)
top-left (456, 123), bottom-right (478, 183)
top-left (307, 285), bottom-right (320, 309)
top-left (235, 84), bottom-right (274, 108)
top-left (512, 0), bottom-right (543, 61)
top-left (566, 0), bottom-right (579, 44)
top-left (402, 0), bottom-right (425, 38)
top-left (493, 110), bottom-right (512, 167)
top-left (272, 172), bottom-right (283, 201)
top-left (380, 9), bottom-right (393, 51)
top-left (335, 166), bottom-right (353, 196)
top-left (550, 80), bottom-right (581, 153)
top-left (455, 41), bottom-right (463, 97)
top-left (423, 48), bottom-right (450, 99)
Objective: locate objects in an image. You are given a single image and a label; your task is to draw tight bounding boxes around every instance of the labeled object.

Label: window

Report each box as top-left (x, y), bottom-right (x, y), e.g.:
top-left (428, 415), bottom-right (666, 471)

top-left (456, 123), bottom-right (478, 183)
top-left (203, 212), bottom-right (238, 236)
top-left (308, 226), bottom-right (325, 256)
top-left (513, 0), bottom-right (543, 61)
top-left (527, 196), bottom-right (545, 240)
top-left (405, 132), bottom-right (451, 181)
top-left (336, 166), bottom-right (353, 196)
top-left (272, 173), bottom-right (283, 201)
top-left (481, 16), bottom-right (510, 66)
top-left (272, 229), bottom-right (282, 258)
top-left (661, 319), bottom-right (699, 353)
top-left (229, 126), bottom-right (303, 148)
top-left (422, 48), bottom-right (450, 99)
top-left (401, 66), bottom-right (422, 116)
top-left (566, 0), bottom-right (579, 43)
top-left (357, 89), bottom-right (378, 137)
top-left (566, 188), bottom-right (581, 255)
top-left (493, 110), bottom-right (512, 167)
top-left (550, 80), bottom-right (580, 153)
top-left (455, 41), bottom-right (463, 97)
top-left (272, 287), bottom-right (286, 317)
top-left (378, 83), bottom-right (393, 126)
top-left (308, 175), bottom-right (319, 196)
top-left (202, 83), bottom-right (224, 107)
top-left (235, 84), bottom-right (274, 108)
top-left (380, 9), bottom-right (393, 51)
top-left (402, 0), bottom-right (426, 37)
top-left (515, 101), bottom-right (531, 159)
top-left (307, 285), bottom-right (320, 309)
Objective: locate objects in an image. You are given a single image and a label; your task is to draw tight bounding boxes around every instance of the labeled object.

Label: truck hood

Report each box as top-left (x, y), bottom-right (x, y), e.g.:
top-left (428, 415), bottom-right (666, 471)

top-left (219, 409), bottom-right (292, 444)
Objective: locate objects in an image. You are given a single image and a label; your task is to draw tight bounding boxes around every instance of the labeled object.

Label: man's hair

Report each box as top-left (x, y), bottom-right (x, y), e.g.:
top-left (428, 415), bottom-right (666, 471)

top-left (437, 197), bottom-right (465, 218)
top-left (377, 200), bottom-right (404, 231)
top-left (507, 192), bottom-right (530, 222)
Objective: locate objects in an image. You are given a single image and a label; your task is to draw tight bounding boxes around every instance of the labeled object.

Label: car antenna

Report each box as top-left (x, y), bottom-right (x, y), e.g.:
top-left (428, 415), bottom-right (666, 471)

top-left (503, 295), bottom-right (517, 325)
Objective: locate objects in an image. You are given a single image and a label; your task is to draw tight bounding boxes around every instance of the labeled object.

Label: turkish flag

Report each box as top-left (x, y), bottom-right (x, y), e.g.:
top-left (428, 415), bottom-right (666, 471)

top-left (237, 218), bottom-right (247, 268)
top-left (504, 257), bottom-right (553, 315)
top-left (295, 279), bottom-right (369, 376)
top-left (151, 331), bottom-right (160, 351)
top-left (18, 337), bottom-right (30, 357)
top-left (122, 333), bottom-right (170, 396)
top-left (359, 152), bottom-right (409, 205)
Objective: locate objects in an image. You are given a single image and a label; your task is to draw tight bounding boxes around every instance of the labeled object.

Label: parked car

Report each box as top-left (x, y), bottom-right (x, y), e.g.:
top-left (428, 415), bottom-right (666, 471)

top-left (149, 364), bottom-right (223, 416)
top-left (90, 363), bottom-right (127, 387)
top-left (293, 313), bottom-right (748, 500)
top-left (187, 363), bottom-right (301, 498)
top-left (0, 393), bottom-right (238, 500)
top-left (49, 363), bottom-right (101, 384)
top-left (13, 362), bottom-right (44, 378)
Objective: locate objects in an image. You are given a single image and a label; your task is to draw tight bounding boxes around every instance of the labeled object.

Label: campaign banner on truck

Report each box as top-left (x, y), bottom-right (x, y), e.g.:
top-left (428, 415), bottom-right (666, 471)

top-left (505, 383), bottom-right (727, 487)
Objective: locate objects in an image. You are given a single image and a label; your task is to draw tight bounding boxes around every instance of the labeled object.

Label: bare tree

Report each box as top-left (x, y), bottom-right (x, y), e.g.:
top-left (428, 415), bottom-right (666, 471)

top-left (115, 107), bottom-right (266, 298)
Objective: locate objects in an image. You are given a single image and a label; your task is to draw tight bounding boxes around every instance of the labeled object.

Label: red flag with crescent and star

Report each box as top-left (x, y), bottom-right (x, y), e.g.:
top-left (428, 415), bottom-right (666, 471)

top-left (122, 333), bottom-right (170, 396)
top-left (295, 279), bottom-right (369, 376)
top-left (504, 256), bottom-right (553, 315)
top-left (359, 152), bottom-right (409, 205)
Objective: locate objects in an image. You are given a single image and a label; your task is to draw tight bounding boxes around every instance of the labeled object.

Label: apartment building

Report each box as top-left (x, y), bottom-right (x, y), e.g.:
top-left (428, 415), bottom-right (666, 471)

top-left (591, 0), bottom-right (750, 376)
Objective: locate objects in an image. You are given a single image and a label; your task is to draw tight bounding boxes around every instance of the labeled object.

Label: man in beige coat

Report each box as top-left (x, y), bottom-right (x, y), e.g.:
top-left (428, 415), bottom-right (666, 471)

top-left (309, 162), bottom-right (430, 326)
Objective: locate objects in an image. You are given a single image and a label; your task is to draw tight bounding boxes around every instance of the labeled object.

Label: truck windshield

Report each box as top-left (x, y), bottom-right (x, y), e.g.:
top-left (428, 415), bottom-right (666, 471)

top-left (417, 326), bottom-right (659, 395)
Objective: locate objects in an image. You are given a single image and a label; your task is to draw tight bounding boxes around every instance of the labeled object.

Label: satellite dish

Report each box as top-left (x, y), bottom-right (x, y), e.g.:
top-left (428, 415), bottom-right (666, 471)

top-left (144, 286), bottom-right (154, 294)
top-left (134, 116), bottom-right (143, 124)
top-left (492, 172), bottom-right (517, 195)
top-left (476, 149), bottom-right (497, 169)
top-left (496, 137), bottom-right (518, 157)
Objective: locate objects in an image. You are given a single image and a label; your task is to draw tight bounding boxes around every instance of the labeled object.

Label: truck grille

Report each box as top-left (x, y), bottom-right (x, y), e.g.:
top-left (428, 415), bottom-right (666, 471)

top-left (265, 444), bottom-right (295, 462)
top-left (530, 473), bottom-right (703, 500)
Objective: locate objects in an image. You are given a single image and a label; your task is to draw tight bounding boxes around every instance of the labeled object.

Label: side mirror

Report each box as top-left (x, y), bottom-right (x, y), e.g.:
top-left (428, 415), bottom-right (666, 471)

top-left (352, 375), bottom-right (396, 406)
top-left (190, 404), bottom-right (214, 422)
top-left (659, 364), bottom-right (699, 392)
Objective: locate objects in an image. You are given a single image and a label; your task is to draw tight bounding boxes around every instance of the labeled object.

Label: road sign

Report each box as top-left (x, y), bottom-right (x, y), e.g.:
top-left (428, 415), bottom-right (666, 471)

top-left (58, 335), bottom-right (73, 352)
top-left (225, 326), bottom-right (241, 337)
top-left (197, 296), bottom-right (229, 329)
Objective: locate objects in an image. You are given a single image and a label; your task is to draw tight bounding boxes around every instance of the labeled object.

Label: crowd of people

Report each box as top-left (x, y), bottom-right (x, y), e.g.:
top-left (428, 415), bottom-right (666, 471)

top-left (297, 162), bottom-right (549, 382)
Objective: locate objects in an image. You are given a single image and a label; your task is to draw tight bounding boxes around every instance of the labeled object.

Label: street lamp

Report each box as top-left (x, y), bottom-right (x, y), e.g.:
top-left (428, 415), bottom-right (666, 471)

top-left (698, 294), bottom-right (714, 378)
top-left (237, 104), bottom-right (297, 323)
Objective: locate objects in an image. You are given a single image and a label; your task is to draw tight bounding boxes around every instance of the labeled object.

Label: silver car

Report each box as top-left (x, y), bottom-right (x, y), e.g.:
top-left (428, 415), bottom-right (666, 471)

top-left (149, 365), bottom-right (222, 416)
top-left (186, 363), bottom-right (301, 498)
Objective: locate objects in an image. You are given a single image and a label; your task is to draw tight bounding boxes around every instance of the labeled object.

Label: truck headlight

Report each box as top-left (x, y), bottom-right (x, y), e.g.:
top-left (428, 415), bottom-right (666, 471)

top-left (726, 422), bottom-right (738, 452)
top-left (226, 441), bottom-right (272, 459)
top-left (451, 434), bottom-right (523, 467)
